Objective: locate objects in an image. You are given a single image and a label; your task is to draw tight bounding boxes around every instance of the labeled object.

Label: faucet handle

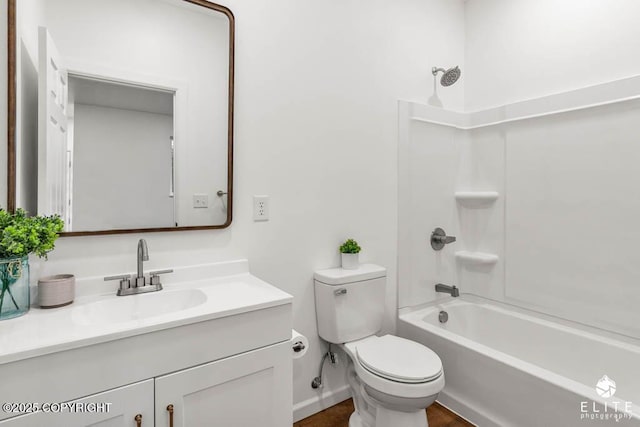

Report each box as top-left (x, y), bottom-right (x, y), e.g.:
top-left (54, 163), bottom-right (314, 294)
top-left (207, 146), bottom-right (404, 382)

top-left (149, 269), bottom-right (173, 286)
top-left (104, 274), bottom-right (132, 291)
top-left (431, 227), bottom-right (457, 251)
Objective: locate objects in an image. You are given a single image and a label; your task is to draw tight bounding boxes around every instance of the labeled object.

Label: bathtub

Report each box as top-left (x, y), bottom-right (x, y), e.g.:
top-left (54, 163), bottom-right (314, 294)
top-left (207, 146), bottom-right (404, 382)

top-left (398, 296), bottom-right (640, 427)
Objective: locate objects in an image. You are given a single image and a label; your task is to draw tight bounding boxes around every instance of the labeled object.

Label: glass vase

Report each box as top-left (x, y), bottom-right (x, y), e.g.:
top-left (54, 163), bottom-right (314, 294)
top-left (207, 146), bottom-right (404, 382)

top-left (0, 256), bottom-right (30, 320)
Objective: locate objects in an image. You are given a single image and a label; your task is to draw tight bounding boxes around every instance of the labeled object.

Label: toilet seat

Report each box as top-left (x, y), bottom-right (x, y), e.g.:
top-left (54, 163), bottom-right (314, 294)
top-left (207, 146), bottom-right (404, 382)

top-left (342, 335), bottom-right (445, 400)
top-left (356, 335), bottom-right (442, 384)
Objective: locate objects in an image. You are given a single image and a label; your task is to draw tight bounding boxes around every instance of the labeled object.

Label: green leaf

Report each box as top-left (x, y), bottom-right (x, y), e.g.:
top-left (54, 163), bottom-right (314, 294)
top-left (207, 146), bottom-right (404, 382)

top-left (339, 238), bottom-right (361, 254)
top-left (0, 209), bottom-right (64, 259)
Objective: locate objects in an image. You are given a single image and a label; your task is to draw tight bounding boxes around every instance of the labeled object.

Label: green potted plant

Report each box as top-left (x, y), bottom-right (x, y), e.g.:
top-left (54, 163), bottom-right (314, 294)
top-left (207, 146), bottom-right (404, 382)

top-left (0, 209), bottom-right (64, 320)
top-left (339, 238), bottom-right (361, 270)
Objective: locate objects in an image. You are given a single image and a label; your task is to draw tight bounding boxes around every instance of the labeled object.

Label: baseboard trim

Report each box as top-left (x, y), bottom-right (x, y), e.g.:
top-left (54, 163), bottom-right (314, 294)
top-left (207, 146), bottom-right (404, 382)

top-left (437, 391), bottom-right (492, 427)
top-left (293, 385), bottom-right (352, 423)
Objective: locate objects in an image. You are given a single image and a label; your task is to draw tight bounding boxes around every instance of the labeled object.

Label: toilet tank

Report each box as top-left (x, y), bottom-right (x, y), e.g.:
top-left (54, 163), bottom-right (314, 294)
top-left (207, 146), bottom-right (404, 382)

top-left (314, 264), bottom-right (386, 344)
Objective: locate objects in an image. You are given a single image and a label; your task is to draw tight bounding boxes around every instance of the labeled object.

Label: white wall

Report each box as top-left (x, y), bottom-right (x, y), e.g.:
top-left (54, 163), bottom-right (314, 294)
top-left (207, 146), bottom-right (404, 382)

top-left (465, 0), bottom-right (640, 111)
top-left (72, 104), bottom-right (174, 231)
top-left (1, 0), bottom-right (466, 418)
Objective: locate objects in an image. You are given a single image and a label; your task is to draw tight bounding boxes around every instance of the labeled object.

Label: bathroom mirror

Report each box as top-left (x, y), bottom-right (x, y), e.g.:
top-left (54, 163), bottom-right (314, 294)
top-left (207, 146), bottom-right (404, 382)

top-left (7, 0), bottom-right (235, 235)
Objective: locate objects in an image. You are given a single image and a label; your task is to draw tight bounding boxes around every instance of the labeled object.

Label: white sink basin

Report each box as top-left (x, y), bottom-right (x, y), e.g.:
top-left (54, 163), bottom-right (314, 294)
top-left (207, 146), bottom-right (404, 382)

top-left (72, 288), bottom-right (207, 325)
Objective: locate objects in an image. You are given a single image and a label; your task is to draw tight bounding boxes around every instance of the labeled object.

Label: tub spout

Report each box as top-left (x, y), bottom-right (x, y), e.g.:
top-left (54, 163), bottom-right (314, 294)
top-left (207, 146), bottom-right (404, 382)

top-left (435, 283), bottom-right (459, 297)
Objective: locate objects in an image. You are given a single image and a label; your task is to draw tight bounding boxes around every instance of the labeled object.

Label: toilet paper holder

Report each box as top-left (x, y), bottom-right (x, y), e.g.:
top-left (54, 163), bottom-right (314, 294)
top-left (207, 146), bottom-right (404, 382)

top-left (291, 329), bottom-right (309, 360)
top-left (292, 341), bottom-right (306, 353)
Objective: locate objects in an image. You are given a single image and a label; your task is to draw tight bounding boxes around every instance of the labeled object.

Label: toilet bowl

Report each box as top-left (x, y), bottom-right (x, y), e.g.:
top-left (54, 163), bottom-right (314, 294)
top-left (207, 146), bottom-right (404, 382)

top-left (342, 335), bottom-right (444, 427)
top-left (314, 265), bottom-right (445, 427)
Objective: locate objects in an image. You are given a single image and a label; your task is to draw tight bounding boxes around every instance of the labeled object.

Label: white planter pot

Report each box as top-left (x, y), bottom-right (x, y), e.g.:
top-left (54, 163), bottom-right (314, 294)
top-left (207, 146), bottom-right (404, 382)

top-left (341, 253), bottom-right (359, 270)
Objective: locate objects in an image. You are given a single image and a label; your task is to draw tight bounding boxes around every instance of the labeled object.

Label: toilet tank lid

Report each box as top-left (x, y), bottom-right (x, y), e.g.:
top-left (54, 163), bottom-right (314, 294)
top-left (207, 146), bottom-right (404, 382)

top-left (314, 264), bottom-right (386, 285)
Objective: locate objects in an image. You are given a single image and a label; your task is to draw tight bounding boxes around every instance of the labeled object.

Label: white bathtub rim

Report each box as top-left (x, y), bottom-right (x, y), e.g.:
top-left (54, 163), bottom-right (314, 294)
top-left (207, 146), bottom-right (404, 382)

top-left (399, 300), bottom-right (640, 419)
top-left (400, 294), bottom-right (640, 349)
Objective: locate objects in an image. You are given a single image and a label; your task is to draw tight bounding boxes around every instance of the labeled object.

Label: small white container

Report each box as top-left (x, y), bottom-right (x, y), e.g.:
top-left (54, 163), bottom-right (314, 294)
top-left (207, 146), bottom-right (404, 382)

top-left (38, 274), bottom-right (75, 308)
top-left (341, 253), bottom-right (359, 270)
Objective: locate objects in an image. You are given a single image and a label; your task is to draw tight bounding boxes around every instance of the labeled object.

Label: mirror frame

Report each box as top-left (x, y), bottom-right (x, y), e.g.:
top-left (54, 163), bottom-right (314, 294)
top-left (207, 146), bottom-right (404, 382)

top-left (6, 0), bottom-right (235, 236)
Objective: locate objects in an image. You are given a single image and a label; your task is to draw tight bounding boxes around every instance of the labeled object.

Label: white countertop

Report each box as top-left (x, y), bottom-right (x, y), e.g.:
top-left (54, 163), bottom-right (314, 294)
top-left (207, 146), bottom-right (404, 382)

top-left (0, 261), bottom-right (292, 364)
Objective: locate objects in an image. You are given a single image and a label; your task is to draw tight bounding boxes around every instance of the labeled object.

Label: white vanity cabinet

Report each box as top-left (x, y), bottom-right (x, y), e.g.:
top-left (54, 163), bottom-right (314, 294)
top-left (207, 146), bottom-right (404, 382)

top-left (0, 264), bottom-right (294, 427)
top-left (0, 342), bottom-right (290, 427)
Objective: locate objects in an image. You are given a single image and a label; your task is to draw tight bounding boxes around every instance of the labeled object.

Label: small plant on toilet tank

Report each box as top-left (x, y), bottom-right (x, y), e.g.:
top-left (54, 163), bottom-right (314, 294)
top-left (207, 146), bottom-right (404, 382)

top-left (339, 238), bottom-right (361, 270)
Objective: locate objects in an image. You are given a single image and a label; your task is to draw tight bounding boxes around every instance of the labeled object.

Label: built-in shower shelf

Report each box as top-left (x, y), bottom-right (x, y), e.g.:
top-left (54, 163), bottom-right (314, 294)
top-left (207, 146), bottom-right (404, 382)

top-left (454, 191), bottom-right (499, 207)
top-left (455, 251), bottom-right (499, 266)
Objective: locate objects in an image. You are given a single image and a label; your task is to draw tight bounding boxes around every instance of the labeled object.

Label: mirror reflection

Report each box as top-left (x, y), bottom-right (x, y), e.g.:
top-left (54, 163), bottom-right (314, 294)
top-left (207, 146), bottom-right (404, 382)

top-left (69, 76), bottom-right (175, 230)
top-left (14, 0), bottom-right (233, 233)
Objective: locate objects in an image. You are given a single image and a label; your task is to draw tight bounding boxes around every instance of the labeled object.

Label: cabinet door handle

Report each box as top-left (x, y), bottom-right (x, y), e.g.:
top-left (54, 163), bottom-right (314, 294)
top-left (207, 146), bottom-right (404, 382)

top-left (167, 404), bottom-right (174, 427)
top-left (135, 414), bottom-right (142, 427)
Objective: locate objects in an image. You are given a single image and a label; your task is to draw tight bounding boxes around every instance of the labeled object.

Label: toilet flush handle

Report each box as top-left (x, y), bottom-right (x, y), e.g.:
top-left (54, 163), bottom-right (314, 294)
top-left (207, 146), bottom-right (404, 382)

top-left (334, 288), bottom-right (347, 296)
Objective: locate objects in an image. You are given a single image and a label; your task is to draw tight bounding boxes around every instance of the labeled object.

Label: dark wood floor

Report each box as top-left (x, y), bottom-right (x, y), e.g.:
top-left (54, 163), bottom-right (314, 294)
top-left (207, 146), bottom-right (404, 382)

top-left (294, 398), bottom-right (474, 427)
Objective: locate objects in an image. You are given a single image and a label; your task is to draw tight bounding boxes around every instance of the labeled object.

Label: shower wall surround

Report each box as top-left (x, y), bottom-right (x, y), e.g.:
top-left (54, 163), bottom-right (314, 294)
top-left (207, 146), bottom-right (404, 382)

top-left (398, 76), bottom-right (640, 339)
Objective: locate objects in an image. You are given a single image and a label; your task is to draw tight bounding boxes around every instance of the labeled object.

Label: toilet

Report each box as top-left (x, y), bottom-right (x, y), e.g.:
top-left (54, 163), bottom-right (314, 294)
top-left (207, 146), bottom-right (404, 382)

top-left (314, 264), bottom-right (444, 427)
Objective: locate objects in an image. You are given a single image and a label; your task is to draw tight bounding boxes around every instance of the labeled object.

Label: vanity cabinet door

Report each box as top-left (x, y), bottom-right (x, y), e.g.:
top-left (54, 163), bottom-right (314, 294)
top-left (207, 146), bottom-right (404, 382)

top-left (155, 341), bottom-right (292, 427)
top-left (0, 379), bottom-right (153, 427)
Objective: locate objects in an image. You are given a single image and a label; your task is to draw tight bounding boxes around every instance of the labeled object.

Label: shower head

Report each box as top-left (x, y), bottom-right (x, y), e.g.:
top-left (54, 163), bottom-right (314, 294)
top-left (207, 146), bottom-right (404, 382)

top-left (432, 66), bottom-right (461, 87)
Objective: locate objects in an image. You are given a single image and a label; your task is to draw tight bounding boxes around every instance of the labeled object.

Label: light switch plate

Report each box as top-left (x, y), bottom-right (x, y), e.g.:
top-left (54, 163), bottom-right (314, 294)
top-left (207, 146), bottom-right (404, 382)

top-left (193, 194), bottom-right (209, 208)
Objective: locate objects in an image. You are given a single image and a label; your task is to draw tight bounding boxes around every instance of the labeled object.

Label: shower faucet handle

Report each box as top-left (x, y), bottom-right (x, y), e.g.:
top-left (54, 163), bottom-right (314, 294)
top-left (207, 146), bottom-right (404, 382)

top-left (431, 228), bottom-right (456, 251)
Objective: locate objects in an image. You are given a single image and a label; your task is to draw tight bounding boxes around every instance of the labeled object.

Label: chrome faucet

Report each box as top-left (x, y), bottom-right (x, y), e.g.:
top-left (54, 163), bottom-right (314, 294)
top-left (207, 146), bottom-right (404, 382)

top-left (104, 239), bottom-right (173, 296)
top-left (435, 283), bottom-right (460, 297)
top-left (136, 239), bottom-right (149, 287)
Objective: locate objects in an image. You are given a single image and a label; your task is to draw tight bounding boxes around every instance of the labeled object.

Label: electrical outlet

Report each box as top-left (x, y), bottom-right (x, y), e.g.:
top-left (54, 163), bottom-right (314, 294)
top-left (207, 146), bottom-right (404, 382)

top-left (193, 194), bottom-right (209, 208)
top-left (253, 195), bottom-right (269, 221)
